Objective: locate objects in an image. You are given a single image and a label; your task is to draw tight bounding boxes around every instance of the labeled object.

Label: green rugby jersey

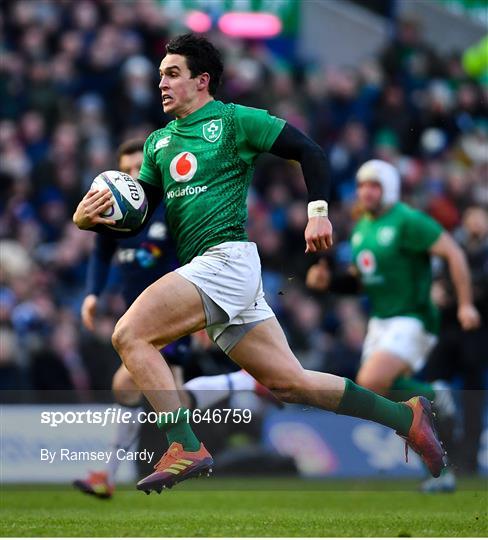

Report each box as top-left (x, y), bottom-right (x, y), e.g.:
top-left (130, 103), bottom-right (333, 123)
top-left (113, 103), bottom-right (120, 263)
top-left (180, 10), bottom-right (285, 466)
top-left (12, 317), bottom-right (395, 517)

top-left (139, 100), bottom-right (285, 264)
top-left (351, 202), bottom-right (443, 334)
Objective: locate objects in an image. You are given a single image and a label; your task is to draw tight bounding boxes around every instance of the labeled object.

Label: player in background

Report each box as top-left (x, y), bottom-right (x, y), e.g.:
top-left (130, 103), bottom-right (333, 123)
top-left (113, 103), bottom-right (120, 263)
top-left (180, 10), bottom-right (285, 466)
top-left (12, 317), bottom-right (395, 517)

top-left (74, 33), bottom-right (449, 494)
top-left (73, 139), bottom-right (275, 499)
top-left (421, 206), bottom-right (488, 481)
top-left (306, 159), bottom-right (481, 491)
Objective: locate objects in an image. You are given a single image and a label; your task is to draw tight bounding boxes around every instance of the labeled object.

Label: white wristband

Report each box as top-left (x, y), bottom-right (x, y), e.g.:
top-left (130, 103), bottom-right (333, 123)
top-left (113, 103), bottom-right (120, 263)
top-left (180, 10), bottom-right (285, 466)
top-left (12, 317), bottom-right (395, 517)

top-left (307, 200), bottom-right (328, 218)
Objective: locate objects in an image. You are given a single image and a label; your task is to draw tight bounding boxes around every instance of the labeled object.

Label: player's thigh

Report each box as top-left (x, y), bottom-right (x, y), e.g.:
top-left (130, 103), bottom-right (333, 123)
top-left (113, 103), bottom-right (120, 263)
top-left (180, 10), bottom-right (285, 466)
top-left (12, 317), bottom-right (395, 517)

top-left (115, 271), bottom-right (206, 349)
top-left (227, 317), bottom-right (305, 389)
top-left (356, 351), bottom-right (411, 393)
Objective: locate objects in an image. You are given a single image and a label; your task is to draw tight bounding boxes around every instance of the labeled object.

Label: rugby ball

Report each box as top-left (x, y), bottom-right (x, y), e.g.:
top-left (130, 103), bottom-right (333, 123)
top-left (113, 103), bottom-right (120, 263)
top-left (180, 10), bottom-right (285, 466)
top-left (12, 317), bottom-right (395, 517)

top-left (91, 170), bottom-right (148, 231)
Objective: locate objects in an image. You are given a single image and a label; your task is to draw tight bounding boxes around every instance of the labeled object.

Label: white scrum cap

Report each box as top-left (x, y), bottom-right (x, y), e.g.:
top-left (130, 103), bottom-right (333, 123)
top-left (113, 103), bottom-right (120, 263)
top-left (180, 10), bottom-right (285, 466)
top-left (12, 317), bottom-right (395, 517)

top-left (356, 159), bottom-right (400, 206)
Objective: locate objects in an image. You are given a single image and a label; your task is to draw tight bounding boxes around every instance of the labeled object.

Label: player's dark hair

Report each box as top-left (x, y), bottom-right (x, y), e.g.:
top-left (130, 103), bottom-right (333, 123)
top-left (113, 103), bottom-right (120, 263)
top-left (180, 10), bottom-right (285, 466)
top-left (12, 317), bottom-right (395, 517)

top-left (116, 138), bottom-right (145, 161)
top-left (165, 33), bottom-right (223, 96)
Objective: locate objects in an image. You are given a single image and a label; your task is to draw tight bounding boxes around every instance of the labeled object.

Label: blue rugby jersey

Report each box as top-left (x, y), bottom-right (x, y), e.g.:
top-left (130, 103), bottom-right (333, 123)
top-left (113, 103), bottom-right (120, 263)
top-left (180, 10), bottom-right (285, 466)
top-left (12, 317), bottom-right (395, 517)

top-left (86, 204), bottom-right (178, 306)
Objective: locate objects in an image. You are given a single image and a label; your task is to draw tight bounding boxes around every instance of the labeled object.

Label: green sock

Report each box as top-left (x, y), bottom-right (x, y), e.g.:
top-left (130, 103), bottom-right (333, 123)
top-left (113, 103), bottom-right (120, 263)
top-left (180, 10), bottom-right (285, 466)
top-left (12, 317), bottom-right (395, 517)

top-left (157, 407), bottom-right (201, 452)
top-left (337, 378), bottom-right (413, 436)
top-left (389, 376), bottom-right (435, 403)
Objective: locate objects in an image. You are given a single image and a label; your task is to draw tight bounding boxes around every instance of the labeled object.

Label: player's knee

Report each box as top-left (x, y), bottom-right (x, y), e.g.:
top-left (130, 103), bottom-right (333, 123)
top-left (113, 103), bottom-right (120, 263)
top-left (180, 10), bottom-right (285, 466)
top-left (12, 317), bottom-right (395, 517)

top-left (112, 322), bottom-right (125, 354)
top-left (112, 317), bottom-right (137, 355)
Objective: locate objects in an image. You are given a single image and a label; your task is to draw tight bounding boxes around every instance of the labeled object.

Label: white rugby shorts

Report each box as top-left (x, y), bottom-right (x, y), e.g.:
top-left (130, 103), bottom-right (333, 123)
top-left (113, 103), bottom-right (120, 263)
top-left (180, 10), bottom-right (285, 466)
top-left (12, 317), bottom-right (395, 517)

top-left (175, 242), bottom-right (275, 352)
top-left (361, 316), bottom-right (437, 372)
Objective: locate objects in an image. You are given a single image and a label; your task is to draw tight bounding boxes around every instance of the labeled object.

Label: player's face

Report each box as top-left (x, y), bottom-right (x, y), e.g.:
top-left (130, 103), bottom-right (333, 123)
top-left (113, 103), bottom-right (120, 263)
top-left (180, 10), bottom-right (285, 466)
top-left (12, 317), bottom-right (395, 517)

top-left (158, 54), bottom-right (202, 117)
top-left (119, 151), bottom-right (143, 179)
top-left (357, 180), bottom-right (383, 212)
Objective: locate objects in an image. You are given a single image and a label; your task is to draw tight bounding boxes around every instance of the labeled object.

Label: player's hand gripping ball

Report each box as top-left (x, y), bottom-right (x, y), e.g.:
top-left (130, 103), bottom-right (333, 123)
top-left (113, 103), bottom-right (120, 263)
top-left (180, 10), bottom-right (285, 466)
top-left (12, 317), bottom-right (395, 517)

top-left (91, 170), bottom-right (148, 231)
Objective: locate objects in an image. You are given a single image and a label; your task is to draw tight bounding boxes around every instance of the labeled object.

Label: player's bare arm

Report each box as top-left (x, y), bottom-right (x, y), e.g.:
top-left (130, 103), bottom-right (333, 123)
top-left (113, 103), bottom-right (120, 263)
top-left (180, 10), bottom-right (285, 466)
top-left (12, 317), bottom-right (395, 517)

top-left (269, 123), bottom-right (333, 253)
top-left (81, 294), bottom-right (98, 332)
top-left (429, 232), bottom-right (481, 330)
top-left (82, 233), bottom-right (118, 333)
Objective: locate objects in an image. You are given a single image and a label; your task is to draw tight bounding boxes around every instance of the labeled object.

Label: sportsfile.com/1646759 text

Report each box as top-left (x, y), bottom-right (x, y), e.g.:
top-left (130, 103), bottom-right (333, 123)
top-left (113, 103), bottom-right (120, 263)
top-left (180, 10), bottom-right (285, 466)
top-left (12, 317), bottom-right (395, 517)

top-left (40, 408), bottom-right (252, 428)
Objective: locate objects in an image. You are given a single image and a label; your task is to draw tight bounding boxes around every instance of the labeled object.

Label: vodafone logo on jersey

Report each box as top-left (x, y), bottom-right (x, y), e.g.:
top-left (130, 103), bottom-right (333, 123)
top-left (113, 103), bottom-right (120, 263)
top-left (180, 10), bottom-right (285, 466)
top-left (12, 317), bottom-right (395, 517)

top-left (169, 152), bottom-right (198, 182)
top-left (357, 249), bottom-right (377, 275)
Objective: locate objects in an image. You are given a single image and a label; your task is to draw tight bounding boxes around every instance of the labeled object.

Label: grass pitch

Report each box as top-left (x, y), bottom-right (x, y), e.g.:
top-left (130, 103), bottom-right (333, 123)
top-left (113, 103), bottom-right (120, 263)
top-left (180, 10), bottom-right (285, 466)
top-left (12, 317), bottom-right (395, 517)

top-left (1, 477), bottom-right (486, 537)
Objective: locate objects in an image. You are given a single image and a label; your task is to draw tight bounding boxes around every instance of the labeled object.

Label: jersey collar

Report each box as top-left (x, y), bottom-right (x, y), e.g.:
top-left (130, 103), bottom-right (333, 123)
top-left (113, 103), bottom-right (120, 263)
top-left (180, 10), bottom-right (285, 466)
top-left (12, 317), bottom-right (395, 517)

top-left (175, 100), bottom-right (221, 127)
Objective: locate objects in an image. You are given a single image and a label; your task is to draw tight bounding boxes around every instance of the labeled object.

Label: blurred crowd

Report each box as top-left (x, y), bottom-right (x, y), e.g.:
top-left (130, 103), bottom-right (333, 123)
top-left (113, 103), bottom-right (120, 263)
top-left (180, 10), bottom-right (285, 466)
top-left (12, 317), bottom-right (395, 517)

top-left (1, 1), bottom-right (487, 412)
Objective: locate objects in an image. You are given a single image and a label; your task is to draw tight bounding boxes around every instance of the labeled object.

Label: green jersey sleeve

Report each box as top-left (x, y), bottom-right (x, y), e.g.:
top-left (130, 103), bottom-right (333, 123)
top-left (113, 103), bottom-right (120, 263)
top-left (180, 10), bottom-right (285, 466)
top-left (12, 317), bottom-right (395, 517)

top-left (139, 133), bottom-right (162, 187)
top-left (401, 207), bottom-right (443, 252)
top-left (234, 105), bottom-right (286, 164)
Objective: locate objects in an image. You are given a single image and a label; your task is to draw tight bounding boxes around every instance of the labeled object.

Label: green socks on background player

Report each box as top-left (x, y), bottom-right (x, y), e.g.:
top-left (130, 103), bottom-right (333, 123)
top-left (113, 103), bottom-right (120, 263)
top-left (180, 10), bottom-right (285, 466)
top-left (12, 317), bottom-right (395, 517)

top-left (157, 407), bottom-right (201, 452)
top-left (389, 376), bottom-right (435, 402)
top-left (337, 378), bottom-right (413, 436)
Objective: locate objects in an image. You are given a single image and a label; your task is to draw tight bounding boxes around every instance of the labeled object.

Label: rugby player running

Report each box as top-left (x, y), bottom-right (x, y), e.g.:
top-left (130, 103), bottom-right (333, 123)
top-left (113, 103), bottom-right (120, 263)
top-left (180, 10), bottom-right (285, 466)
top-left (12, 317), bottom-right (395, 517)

top-left (73, 138), bottom-right (276, 497)
top-left (74, 34), bottom-right (449, 494)
top-left (306, 159), bottom-right (481, 492)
